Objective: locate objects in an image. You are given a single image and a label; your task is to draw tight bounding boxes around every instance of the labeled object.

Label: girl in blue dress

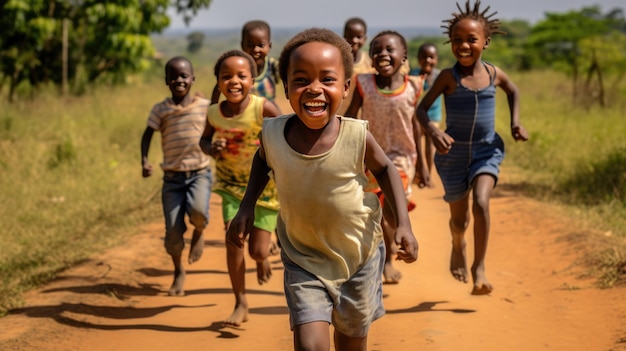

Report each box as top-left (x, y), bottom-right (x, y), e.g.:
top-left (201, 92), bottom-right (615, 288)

top-left (416, 0), bottom-right (528, 295)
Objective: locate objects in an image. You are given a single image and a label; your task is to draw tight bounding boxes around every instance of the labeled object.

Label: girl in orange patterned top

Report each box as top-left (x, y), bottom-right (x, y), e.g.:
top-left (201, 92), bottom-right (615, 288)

top-left (345, 30), bottom-right (429, 284)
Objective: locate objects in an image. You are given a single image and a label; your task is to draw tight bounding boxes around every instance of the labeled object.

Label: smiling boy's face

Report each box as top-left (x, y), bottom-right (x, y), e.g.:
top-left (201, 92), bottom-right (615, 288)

top-left (166, 59), bottom-right (194, 101)
top-left (418, 46), bottom-right (438, 74)
top-left (284, 41), bottom-right (349, 130)
top-left (241, 28), bottom-right (272, 69)
top-left (344, 23), bottom-right (367, 56)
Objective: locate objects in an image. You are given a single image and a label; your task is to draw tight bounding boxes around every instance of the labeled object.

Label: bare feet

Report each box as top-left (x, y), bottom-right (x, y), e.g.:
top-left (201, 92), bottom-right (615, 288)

top-left (223, 304), bottom-right (249, 327)
top-left (256, 259), bottom-right (272, 285)
top-left (168, 269), bottom-right (186, 296)
top-left (450, 239), bottom-right (468, 283)
top-left (188, 229), bottom-right (204, 264)
top-left (471, 265), bottom-right (493, 295)
top-left (383, 262), bottom-right (402, 284)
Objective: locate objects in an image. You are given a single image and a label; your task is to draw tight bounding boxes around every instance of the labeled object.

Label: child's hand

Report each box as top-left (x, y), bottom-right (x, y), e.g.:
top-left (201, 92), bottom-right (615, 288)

top-left (225, 209), bottom-right (254, 249)
top-left (511, 125), bottom-right (528, 142)
top-left (210, 138), bottom-right (227, 158)
top-left (394, 226), bottom-right (418, 263)
top-left (414, 163), bottom-right (431, 189)
top-left (142, 162), bottom-right (153, 178)
top-left (431, 130), bottom-right (454, 154)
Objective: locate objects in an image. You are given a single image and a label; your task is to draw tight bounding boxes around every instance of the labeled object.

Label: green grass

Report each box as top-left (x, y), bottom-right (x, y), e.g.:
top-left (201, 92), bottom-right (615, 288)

top-left (0, 67), bottom-right (625, 315)
top-left (0, 67), bottom-right (216, 315)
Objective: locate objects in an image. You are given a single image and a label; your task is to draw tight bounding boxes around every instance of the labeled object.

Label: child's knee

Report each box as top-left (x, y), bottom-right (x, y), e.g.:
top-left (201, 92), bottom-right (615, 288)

top-left (449, 217), bottom-right (469, 232)
top-left (164, 232), bottom-right (185, 256)
top-left (188, 211), bottom-right (209, 230)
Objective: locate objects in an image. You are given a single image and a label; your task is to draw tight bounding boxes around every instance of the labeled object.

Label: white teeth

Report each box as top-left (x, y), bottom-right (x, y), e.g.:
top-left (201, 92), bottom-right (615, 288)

top-left (459, 52), bottom-right (470, 57)
top-left (379, 60), bottom-right (390, 67)
top-left (305, 101), bottom-right (325, 107)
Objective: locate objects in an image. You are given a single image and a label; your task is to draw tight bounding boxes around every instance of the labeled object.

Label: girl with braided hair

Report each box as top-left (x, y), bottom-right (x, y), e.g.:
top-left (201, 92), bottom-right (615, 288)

top-left (416, 0), bottom-right (528, 295)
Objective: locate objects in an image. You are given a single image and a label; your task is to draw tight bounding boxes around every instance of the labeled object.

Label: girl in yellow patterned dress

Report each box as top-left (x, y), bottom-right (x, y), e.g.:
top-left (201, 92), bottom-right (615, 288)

top-left (200, 50), bottom-right (281, 327)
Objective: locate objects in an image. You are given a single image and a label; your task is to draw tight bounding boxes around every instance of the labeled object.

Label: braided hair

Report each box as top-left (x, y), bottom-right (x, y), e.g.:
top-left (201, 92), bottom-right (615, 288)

top-left (441, 0), bottom-right (506, 43)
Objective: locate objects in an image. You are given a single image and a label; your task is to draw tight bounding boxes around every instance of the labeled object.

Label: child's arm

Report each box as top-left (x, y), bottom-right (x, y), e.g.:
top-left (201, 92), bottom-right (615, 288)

top-left (412, 116), bottom-right (430, 188)
top-left (343, 77), bottom-right (363, 118)
top-left (494, 67), bottom-right (529, 142)
top-left (210, 84), bottom-right (221, 105)
top-left (263, 99), bottom-right (282, 118)
top-left (226, 141), bottom-right (271, 248)
top-left (408, 76), bottom-right (430, 188)
top-left (199, 119), bottom-right (226, 158)
top-left (364, 132), bottom-right (418, 263)
top-left (140, 127), bottom-right (154, 178)
top-left (416, 69), bottom-right (455, 153)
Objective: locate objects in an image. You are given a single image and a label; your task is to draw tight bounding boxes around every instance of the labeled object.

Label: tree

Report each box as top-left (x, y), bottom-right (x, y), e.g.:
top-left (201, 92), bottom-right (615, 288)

top-left (525, 6), bottom-right (625, 103)
top-left (186, 31), bottom-right (205, 54)
top-left (0, 0), bottom-right (212, 101)
top-left (578, 31), bottom-right (626, 107)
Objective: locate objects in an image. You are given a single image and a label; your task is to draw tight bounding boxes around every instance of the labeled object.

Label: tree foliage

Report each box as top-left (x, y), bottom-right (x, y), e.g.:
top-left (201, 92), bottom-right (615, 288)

top-left (0, 0), bottom-right (212, 101)
top-left (186, 31), bottom-right (205, 54)
top-left (524, 6), bottom-right (625, 104)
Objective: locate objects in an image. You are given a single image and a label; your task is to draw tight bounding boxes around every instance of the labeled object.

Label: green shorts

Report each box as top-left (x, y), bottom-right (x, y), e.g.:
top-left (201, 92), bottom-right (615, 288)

top-left (217, 191), bottom-right (278, 232)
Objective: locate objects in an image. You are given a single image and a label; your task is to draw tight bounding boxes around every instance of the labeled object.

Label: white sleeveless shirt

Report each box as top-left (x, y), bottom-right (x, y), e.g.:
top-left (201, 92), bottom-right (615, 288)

top-left (262, 115), bottom-right (383, 286)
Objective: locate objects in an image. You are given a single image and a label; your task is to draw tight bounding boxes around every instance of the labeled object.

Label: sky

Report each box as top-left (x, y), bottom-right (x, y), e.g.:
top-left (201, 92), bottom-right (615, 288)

top-left (167, 0), bottom-right (625, 31)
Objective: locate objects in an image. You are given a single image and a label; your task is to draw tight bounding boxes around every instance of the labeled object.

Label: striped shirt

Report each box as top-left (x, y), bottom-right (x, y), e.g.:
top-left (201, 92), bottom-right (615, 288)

top-left (147, 96), bottom-right (211, 172)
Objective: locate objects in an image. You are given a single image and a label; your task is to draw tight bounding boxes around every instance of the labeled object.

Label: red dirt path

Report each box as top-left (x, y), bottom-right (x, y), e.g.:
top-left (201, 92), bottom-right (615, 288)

top-left (1, 171), bottom-right (625, 351)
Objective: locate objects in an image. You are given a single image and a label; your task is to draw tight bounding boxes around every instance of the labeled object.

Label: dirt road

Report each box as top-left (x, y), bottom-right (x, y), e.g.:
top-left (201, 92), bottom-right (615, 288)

top-left (1, 171), bottom-right (625, 351)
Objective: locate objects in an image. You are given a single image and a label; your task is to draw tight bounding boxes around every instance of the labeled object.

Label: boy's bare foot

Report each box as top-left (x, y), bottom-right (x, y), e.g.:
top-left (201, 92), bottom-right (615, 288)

top-left (269, 240), bottom-right (280, 256)
top-left (450, 239), bottom-right (468, 283)
top-left (471, 266), bottom-right (493, 295)
top-left (257, 259), bottom-right (272, 285)
top-left (168, 269), bottom-right (186, 296)
top-left (383, 262), bottom-right (402, 284)
top-left (223, 304), bottom-right (249, 327)
top-left (188, 229), bottom-right (204, 264)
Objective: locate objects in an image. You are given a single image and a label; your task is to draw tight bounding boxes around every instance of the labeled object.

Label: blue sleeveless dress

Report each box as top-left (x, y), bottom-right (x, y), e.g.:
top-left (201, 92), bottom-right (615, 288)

top-left (435, 62), bottom-right (505, 202)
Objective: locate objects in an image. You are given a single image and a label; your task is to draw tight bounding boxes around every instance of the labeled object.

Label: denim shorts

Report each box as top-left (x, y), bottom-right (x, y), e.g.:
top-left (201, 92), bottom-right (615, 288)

top-left (435, 136), bottom-right (504, 202)
top-left (282, 242), bottom-right (385, 338)
top-left (161, 167), bottom-right (212, 255)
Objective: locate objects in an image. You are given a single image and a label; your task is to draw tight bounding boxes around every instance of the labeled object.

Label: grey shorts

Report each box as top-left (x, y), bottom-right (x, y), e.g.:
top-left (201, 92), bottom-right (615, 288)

top-left (281, 242), bottom-right (385, 338)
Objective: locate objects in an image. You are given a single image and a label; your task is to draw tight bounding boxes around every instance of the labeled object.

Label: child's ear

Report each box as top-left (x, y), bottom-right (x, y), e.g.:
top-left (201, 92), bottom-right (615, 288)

top-left (343, 79), bottom-right (351, 99)
top-left (484, 36), bottom-right (491, 49)
top-left (283, 84), bottom-right (289, 100)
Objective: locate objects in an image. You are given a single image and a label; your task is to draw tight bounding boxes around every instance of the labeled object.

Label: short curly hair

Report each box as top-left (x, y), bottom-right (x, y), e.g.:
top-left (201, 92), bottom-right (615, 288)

top-left (241, 20), bottom-right (271, 41)
top-left (368, 30), bottom-right (408, 58)
top-left (343, 17), bottom-right (367, 36)
top-left (213, 50), bottom-right (258, 78)
top-left (441, 0), bottom-right (505, 43)
top-left (278, 28), bottom-right (353, 83)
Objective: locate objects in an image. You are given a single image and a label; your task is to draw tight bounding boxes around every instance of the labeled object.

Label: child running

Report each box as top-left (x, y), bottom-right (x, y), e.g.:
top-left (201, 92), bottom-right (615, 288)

top-left (200, 50), bottom-right (281, 326)
top-left (226, 28), bottom-right (418, 351)
top-left (416, 0), bottom-right (528, 295)
top-left (140, 56), bottom-right (212, 296)
top-left (211, 20), bottom-right (281, 113)
top-left (338, 17), bottom-right (376, 117)
top-left (344, 30), bottom-right (429, 284)
top-left (409, 43), bottom-right (442, 184)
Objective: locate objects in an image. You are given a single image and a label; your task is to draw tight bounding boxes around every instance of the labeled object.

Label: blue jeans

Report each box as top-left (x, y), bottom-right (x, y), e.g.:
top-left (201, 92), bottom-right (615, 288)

top-left (161, 167), bottom-right (212, 256)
